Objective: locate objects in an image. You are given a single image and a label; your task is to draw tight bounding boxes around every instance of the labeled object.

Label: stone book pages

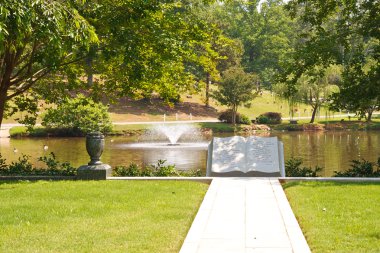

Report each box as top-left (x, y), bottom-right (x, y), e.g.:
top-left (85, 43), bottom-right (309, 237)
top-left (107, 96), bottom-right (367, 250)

top-left (206, 136), bottom-right (284, 177)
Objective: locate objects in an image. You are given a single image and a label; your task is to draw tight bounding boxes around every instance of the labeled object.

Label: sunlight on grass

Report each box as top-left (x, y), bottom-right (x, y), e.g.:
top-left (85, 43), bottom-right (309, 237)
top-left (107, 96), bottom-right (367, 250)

top-left (0, 180), bottom-right (208, 253)
top-left (284, 182), bottom-right (380, 253)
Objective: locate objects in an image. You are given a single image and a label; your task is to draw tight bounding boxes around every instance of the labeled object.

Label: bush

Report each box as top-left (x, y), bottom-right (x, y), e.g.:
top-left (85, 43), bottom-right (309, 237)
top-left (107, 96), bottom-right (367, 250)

top-left (113, 163), bottom-right (141, 177)
top-left (256, 115), bottom-right (269, 124)
top-left (334, 158), bottom-right (380, 177)
top-left (37, 153), bottom-right (77, 176)
top-left (285, 157), bottom-right (322, 177)
top-left (112, 160), bottom-right (202, 177)
top-left (42, 95), bottom-right (112, 134)
top-left (257, 112), bottom-right (282, 124)
top-left (0, 153), bottom-right (76, 176)
top-left (218, 110), bottom-right (251, 125)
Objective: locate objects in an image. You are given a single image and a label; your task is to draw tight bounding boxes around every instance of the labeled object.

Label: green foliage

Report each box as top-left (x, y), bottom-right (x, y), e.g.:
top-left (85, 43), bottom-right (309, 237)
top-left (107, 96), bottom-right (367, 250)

top-left (113, 163), bottom-right (141, 177)
top-left (212, 66), bottom-right (258, 124)
top-left (285, 157), bottom-right (322, 177)
top-left (257, 112), bottom-right (282, 124)
top-left (37, 153), bottom-right (77, 176)
top-left (218, 110), bottom-right (251, 125)
top-left (112, 160), bottom-right (201, 177)
top-left (334, 158), bottom-right (380, 177)
top-left (285, 0), bottom-right (379, 122)
top-left (150, 160), bottom-right (179, 177)
top-left (0, 0), bottom-right (97, 127)
top-left (42, 95), bottom-right (112, 134)
top-left (213, 0), bottom-right (296, 89)
top-left (0, 153), bottom-right (76, 176)
top-left (8, 155), bottom-right (34, 175)
top-left (256, 115), bottom-right (269, 124)
top-left (77, 0), bottom-right (220, 104)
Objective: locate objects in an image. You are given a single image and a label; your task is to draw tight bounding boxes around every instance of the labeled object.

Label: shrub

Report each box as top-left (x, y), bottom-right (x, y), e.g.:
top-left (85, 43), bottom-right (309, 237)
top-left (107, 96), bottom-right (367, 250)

top-left (334, 157), bottom-right (380, 177)
top-left (112, 160), bottom-right (202, 177)
top-left (256, 115), bottom-right (269, 124)
top-left (8, 155), bottom-right (34, 175)
top-left (113, 163), bottom-right (141, 177)
top-left (0, 153), bottom-right (76, 176)
top-left (42, 95), bottom-right (113, 134)
top-left (285, 157), bottom-right (322, 177)
top-left (257, 112), bottom-right (282, 124)
top-left (218, 110), bottom-right (251, 125)
top-left (37, 152), bottom-right (77, 176)
top-left (150, 159), bottom-right (179, 176)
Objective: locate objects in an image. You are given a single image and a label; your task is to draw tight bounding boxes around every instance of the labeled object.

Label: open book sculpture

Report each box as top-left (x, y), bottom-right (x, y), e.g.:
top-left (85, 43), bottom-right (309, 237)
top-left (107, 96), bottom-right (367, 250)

top-left (206, 136), bottom-right (285, 177)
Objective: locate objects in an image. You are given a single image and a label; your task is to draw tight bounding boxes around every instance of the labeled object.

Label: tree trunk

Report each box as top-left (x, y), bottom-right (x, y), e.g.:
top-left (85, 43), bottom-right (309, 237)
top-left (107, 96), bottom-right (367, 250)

top-left (232, 105), bottom-right (237, 125)
top-left (205, 73), bottom-right (210, 107)
top-left (367, 109), bottom-right (373, 122)
top-left (86, 56), bottom-right (93, 87)
top-left (0, 89), bottom-right (8, 128)
top-left (310, 104), bottom-right (318, 123)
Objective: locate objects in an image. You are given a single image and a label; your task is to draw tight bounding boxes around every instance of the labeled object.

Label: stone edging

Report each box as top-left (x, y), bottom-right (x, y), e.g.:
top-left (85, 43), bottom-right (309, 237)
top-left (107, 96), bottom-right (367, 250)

top-left (1, 176), bottom-right (380, 182)
top-left (279, 177), bottom-right (380, 183)
top-left (0, 176), bottom-right (76, 181)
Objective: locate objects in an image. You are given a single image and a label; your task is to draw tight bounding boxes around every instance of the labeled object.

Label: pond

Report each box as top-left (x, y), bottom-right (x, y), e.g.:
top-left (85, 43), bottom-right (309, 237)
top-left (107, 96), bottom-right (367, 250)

top-left (0, 131), bottom-right (379, 176)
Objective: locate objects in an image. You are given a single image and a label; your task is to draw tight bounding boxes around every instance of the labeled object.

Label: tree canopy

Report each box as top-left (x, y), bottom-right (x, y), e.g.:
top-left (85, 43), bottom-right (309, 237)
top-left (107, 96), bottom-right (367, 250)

top-left (0, 0), bottom-right (97, 126)
top-left (1, 0), bottom-right (378, 127)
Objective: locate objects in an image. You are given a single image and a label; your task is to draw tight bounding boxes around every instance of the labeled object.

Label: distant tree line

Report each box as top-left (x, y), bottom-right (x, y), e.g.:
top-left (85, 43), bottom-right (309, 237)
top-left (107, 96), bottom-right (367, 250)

top-left (0, 0), bottom-right (378, 128)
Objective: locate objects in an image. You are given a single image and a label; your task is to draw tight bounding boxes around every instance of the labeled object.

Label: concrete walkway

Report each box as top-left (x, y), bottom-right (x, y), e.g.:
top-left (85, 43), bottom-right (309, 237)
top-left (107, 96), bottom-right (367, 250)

top-left (180, 178), bottom-right (310, 253)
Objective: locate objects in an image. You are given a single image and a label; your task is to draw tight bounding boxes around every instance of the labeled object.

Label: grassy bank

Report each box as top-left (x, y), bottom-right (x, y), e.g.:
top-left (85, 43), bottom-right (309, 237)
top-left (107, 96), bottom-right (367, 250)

top-left (10, 118), bottom-right (380, 138)
top-left (272, 119), bottom-right (380, 131)
top-left (9, 123), bottom-right (243, 137)
top-left (0, 180), bottom-right (208, 253)
top-left (284, 181), bottom-right (380, 253)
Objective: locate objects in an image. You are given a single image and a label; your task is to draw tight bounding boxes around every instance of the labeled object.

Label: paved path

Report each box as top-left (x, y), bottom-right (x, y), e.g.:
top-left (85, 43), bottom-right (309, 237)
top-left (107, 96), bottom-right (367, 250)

top-left (180, 178), bottom-right (310, 253)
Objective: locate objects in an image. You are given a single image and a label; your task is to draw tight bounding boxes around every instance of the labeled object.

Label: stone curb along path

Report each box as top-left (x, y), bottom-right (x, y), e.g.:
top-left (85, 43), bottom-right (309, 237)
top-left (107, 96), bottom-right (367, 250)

top-left (180, 178), bottom-right (311, 253)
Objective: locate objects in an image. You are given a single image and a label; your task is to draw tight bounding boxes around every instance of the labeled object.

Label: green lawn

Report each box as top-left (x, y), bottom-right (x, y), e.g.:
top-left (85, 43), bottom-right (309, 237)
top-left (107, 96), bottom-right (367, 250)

top-left (0, 180), bottom-right (208, 253)
top-left (284, 181), bottom-right (380, 253)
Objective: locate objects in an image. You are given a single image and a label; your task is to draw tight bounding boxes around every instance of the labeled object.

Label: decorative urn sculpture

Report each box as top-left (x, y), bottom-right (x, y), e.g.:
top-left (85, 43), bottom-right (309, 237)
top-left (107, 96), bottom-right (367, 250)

top-left (78, 132), bottom-right (111, 180)
top-left (86, 132), bottom-right (105, 165)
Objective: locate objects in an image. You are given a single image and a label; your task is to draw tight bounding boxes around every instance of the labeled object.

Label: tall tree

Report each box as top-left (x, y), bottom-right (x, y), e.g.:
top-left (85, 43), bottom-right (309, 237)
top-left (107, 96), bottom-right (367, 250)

top-left (212, 66), bottom-right (259, 125)
top-left (285, 0), bottom-right (380, 121)
top-left (77, 0), bottom-right (219, 104)
top-left (275, 65), bottom-right (341, 123)
top-left (212, 0), bottom-right (296, 89)
top-left (0, 0), bottom-right (97, 127)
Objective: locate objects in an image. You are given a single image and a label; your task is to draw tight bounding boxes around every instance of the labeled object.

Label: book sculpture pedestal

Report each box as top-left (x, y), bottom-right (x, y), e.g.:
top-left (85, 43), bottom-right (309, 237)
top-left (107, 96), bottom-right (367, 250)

top-left (206, 136), bottom-right (285, 177)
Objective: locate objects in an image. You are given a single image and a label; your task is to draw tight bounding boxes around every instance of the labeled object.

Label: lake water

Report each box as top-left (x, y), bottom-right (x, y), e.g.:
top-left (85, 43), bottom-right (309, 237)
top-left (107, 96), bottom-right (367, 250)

top-left (1, 131), bottom-right (379, 176)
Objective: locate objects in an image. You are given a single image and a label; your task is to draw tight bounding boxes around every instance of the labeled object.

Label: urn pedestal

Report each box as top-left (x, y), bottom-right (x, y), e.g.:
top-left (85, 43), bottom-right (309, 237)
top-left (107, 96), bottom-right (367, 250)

top-left (77, 132), bottom-right (111, 180)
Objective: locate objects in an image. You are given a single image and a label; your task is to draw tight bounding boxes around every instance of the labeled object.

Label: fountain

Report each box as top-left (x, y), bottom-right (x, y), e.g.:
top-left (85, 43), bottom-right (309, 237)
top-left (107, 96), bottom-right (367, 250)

top-left (118, 123), bottom-right (208, 150)
top-left (156, 124), bottom-right (192, 145)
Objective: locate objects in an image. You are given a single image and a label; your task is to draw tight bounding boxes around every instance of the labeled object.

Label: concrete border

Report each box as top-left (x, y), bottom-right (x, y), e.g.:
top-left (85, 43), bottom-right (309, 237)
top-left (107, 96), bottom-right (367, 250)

top-left (0, 176), bottom-right (76, 181)
top-left (109, 176), bottom-right (212, 184)
top-left (279, 177), bottom-right (380, 183)
top-left (3, 176), bottom-right (379, 183)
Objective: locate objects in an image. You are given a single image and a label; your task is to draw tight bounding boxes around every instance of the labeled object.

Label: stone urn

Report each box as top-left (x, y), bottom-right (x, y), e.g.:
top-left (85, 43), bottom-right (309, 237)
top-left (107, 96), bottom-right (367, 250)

top-left (86, 131), bottom-right (105, 165)
top-left (78, 131), bottom-right (111, 180)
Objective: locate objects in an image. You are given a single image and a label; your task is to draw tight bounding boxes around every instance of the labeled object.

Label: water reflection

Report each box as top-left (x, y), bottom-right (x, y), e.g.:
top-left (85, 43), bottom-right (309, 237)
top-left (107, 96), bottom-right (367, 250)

top-left (0, 131), bottom-right (379, 176)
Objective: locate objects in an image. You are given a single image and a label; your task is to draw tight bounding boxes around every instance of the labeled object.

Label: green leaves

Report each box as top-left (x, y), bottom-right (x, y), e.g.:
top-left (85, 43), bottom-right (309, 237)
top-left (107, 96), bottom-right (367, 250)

top-left (41, 95), bottom-right (112, 134)
top-left (0, 0), bottom-right (98, 127)
top-left (212, 66), bottom-right (258, 124)
top-left (282, 0), bottom-right (380, 121)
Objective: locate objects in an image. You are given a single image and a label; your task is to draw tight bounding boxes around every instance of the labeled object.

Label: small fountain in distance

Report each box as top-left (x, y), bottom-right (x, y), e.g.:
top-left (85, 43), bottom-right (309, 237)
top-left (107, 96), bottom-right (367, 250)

top-left (155, 124), bottom-right (193, 146)
top-left (119, 123), bottom-right (208, 150)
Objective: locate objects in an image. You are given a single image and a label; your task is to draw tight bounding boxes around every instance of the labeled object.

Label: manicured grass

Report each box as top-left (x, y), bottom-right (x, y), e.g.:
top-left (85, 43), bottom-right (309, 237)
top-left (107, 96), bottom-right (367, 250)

top-left (284, 182), bottom-right (380, 253)
top-left (9, 126), bottom-right (28, 137)
top-left (0, 180), bottom-right (208, 253)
